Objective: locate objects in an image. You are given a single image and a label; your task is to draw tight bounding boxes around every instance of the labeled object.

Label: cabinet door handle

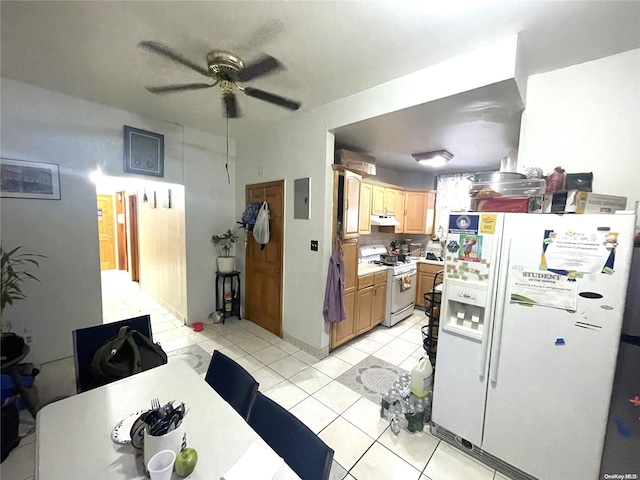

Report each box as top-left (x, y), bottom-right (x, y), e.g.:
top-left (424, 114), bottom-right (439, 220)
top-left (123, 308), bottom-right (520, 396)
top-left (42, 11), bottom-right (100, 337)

top-left (345, 199), bottom-right (349, 210)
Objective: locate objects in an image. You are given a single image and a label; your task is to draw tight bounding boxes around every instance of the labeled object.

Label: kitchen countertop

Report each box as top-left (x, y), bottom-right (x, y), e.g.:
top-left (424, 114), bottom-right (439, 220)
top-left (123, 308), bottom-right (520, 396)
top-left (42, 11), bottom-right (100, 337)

top-left (358, 258), bottom-right (444, 276)
top-left (415, 258), bottom-right (445, 266)
top-left (357, 263), bottom-right (388, 276)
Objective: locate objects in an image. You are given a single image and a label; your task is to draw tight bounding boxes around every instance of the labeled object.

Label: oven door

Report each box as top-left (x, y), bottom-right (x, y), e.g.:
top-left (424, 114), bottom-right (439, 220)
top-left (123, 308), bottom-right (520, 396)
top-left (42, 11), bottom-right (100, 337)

top-left (390, 270), bottom-right (417, 313)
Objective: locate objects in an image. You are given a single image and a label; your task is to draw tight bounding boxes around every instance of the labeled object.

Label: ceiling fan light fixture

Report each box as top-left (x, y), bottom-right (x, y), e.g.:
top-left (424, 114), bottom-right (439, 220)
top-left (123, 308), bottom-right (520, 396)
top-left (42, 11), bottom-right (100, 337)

top-left (413, 149), bottom-right (454, 167)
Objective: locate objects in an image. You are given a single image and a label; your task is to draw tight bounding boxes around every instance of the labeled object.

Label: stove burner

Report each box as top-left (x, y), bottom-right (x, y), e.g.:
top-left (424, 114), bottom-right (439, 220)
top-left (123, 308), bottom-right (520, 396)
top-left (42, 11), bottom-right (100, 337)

top-left (369, 259), bottom-right (414, 267)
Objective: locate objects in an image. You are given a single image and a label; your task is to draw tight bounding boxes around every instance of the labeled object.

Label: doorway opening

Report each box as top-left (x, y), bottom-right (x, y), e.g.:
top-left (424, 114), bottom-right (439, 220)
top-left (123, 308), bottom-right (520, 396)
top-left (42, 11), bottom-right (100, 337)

top-left (94, 176), bottom-right (188, 326)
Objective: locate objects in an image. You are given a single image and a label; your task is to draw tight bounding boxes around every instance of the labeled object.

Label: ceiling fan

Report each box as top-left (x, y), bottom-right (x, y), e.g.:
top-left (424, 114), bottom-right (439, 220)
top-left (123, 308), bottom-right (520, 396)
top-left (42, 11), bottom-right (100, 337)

top-left (138, 41), bottom-right (301, 118)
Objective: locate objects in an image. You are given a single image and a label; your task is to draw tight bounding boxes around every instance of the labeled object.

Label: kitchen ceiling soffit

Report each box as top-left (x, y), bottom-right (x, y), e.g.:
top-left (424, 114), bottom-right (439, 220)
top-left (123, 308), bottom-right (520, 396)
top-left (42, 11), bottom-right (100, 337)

top-left (334, 79), bottom-right (524, 175)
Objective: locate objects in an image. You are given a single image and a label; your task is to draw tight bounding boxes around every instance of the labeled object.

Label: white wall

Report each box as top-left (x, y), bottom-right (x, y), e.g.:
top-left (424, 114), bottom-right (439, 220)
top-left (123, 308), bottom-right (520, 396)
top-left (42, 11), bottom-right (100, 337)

top-left (0, 79), bottom-right (234, 364)
top-left (519, 48), bottom-right (640, 208)
top-left (183, 128), bottom-right (237, 324)
top-left (137, 183), bottom-right (187, 319)
top-left (236, 36), bottom-right (520, 354)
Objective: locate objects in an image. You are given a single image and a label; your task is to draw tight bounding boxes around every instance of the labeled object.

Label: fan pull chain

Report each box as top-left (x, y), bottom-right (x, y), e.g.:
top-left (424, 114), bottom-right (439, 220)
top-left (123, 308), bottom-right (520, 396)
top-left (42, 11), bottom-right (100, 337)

top-left (225, 116), bottom-right (230, 185)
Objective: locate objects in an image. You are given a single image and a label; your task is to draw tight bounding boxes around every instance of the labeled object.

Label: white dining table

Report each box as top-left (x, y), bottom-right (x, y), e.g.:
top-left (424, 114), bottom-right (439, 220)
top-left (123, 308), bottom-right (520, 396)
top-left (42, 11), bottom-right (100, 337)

top-left (35, 360), bottom-right (299, 479)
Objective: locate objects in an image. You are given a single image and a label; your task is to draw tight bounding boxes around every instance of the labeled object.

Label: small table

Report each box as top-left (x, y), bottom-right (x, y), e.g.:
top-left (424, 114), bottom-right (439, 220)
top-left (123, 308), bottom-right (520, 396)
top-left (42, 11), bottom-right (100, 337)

top-left (1, 344), bottom-right (38, 418)
top-left (215, 271), bottom-right (241, 323)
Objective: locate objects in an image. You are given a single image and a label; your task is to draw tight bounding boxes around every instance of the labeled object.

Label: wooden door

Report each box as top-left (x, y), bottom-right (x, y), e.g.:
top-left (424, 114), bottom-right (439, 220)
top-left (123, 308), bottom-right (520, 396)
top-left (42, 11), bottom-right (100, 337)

top-left (394, 190), bottom-right (406, 234)
top-left (245, 180), bottom-right (284, 337)
top-left (358, 182), bottom-right (372, 235)
top-left (371, 185), bottom-right (385, 215)
top-left (404, 191), bottom-right (428, 234)
top-left (372, 282), bottom-right (387, 327)
top-left (128, 194), bottom-right (140, 282)
top-left (384, 188), bottom-right (397, 215)
top-left (115, 191), bottom-right (128, 270)
top-left (97, 195), bottom-right (116, 271)
top-left (342, 172), bottom-right (361, 239)
top-left (355, 287), bottom-right (373, 335)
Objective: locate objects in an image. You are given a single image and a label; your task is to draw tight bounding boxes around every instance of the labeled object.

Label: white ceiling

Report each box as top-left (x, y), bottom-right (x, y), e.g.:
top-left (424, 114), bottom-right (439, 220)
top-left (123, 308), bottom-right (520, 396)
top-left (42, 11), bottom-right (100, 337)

top-left (2, 1), bottom-right (639, 173)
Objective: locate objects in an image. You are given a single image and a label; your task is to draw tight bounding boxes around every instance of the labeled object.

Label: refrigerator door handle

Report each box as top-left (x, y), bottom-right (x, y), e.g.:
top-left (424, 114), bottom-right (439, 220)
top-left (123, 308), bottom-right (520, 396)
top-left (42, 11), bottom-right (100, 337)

top-left (490, 239), bottom-right (511, 384)
top-left (479, 323), bottom-right (490, 377)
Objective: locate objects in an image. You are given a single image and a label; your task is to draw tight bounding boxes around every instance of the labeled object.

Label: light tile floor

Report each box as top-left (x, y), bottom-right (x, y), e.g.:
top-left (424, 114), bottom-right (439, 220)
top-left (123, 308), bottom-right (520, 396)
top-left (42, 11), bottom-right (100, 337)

top-left (1, 270), bottom-right (512, 480)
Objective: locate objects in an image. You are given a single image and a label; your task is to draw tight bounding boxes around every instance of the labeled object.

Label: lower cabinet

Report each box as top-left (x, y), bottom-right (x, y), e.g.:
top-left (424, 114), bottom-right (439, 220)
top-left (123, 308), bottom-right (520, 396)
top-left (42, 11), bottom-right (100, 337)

top-left (415, 263), bottom-right (444, 308)
top-left (331, 289), bottom-right (357, 347)
top-left (331, 263), bottom-right (387, 349)
top-left (355, 272), bottom-right (387, 336)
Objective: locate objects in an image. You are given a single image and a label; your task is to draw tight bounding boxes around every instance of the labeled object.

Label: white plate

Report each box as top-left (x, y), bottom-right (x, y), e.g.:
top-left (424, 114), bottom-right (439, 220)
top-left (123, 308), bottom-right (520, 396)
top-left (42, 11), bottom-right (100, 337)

top-left (111, 410), bottom-right (148, 445)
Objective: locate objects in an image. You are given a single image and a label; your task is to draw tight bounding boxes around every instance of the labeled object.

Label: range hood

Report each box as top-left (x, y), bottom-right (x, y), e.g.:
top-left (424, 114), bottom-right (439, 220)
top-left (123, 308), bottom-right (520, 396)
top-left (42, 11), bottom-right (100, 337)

top-left (371, 215), bottom-right (400, 226)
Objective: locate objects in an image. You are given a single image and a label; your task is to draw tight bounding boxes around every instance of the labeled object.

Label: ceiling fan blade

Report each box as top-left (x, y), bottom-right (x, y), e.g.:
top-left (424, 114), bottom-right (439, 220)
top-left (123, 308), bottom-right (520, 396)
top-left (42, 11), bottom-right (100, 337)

top-left (243, 87), bottom-right (301, 111)
top-left (138, 41), bottom-right (211, 77)
top-left (222, 92), bottom-right (240, 118)
top-left (236, 54), bottom-right (283, 82)
top-left (145, 83), bottom-right (215, 94)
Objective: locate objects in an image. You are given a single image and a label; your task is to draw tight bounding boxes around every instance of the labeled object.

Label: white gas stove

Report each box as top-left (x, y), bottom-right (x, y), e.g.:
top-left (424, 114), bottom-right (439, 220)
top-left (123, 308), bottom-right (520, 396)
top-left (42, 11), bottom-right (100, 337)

top-left (359, 245), bottom-right (416, 327)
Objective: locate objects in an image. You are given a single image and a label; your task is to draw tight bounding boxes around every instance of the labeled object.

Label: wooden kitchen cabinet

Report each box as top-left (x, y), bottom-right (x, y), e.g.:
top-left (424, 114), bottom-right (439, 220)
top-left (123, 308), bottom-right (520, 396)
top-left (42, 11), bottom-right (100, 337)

top-left (354, 271), bottom-right (387, 336)
top-left (393, 189), bottom-right (406, 233)
top-left (371, 184), bottom-right (400, 216)
top-left (384, 188), bottom-right (399, 215)
top-left (415, 262), bottom-right (443, 309)
top-left (330, 239), bottom-right (359, 348)
top-left (371, 185), bottom-right (385, 215)
top-left (404, 190), bottom-right (436, 235)
top-left (359, 182), bottom-right (372, 235)
top-left (333, 168), bottom-right (361, 239)
top-left (355, 286), bottom-right (374, 335)
top-left (372, 272), bottom-right (387, 326)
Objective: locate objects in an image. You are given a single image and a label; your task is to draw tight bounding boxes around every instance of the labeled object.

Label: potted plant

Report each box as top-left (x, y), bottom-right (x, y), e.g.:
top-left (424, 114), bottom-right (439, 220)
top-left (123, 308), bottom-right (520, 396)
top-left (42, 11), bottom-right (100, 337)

top-left (211, 228), bottom-right (240, 273)
top-left (1, 245), bottom-right (45, 361)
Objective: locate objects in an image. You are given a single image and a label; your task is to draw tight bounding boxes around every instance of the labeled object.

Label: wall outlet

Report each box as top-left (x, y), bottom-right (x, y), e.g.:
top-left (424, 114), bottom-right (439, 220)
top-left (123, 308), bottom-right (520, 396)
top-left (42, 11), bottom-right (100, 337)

top-left (311, 240), bottom-right (318, 251)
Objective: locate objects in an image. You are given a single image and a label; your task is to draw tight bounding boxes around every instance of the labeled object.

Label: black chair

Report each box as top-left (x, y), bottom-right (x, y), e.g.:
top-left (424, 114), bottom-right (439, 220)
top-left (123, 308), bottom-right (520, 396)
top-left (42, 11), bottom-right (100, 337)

top-left (247, 391), bottom-right (334, 480)
top-left (204, 350), bottom-right (259, 420)
top-left (72, 314), bottom-right (153, 394)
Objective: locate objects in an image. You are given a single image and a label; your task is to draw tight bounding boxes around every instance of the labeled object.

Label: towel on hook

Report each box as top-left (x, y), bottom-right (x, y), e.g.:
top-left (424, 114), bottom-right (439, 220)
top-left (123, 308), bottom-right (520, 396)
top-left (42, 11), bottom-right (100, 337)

top-left (400, 274), bottom-right (412, 291)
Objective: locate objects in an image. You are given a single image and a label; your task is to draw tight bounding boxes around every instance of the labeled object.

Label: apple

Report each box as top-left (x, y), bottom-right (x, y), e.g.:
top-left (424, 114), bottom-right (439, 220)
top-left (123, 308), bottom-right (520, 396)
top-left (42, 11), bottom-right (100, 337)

top-left (174, 447), bottom-right (198, 477)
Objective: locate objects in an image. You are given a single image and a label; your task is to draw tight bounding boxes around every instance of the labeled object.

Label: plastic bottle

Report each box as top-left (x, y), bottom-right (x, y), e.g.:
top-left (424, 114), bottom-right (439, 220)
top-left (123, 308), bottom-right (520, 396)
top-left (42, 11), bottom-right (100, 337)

top-left (224, 292), bottom-right (232, 312)
top-left (410, 356), bottom-right (433, 398)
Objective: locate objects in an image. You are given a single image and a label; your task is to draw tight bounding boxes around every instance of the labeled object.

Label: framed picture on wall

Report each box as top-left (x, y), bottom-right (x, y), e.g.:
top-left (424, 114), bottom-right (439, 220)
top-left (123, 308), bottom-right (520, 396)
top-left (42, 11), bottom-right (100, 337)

top-left (0, 158), bottom-right (61, 200)
top-left (123, 125), bottom-right (164, 177)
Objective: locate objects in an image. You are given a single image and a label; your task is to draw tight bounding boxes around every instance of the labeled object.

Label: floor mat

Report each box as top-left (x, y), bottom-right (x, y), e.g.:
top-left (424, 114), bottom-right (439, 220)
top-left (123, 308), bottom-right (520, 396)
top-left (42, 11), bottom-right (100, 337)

top-left (167, 344), bottom-right (211, 375)
top-left (334, 356), bottom-right (409, 404)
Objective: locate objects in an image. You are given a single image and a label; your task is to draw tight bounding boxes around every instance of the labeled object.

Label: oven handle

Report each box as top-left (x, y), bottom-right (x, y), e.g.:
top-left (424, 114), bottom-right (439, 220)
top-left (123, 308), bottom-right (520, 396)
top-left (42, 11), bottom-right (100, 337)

top-left (392, 271), bottom-right (417, 281)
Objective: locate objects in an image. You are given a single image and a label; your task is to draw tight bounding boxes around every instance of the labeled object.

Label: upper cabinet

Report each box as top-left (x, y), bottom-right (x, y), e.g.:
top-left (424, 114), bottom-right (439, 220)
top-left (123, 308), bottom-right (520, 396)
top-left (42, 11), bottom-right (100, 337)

top-left (333, 167), bottom-right (361, 239)
top-left (371, 185), bottom-right (399, 215)
top-left (371, 185), bottom-right (385, 215)
top-left (360, 179), bottom-right (435, 235)
top-left (393, 189), bottom-right (406, 233)
top-left (404, 190), bottom-right (436, 234)
top-left (343, 172), bottom-right (361, 239)
top-left (359, 182), bottom-right (373, 235)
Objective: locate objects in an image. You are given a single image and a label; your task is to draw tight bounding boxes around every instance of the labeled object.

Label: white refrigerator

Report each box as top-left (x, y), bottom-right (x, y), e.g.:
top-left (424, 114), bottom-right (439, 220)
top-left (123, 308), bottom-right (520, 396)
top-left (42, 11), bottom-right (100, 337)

top-left (431, 212), bottom-right (636, 480)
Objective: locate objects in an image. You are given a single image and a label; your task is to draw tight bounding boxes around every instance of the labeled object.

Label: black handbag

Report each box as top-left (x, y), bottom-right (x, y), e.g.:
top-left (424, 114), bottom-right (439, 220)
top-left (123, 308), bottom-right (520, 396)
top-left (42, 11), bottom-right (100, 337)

top-left (89, 326), bottom-right (167, 388)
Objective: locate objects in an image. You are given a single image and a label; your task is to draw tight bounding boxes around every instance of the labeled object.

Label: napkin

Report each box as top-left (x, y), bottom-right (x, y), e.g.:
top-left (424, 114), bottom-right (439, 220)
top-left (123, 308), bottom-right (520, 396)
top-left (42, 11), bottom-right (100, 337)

top-left (222, 442), bottom-right (285, 480)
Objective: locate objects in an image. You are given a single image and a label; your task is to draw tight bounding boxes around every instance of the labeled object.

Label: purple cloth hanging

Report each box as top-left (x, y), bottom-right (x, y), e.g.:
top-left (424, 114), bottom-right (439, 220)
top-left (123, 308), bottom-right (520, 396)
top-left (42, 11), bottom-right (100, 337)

top-left (323, 238), bottom-right (347, 323)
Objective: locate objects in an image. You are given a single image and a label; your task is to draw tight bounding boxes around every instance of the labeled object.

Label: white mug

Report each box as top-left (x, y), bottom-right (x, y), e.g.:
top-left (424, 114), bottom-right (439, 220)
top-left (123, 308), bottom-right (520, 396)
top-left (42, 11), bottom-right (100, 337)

top-left (143, 423), bottom-right (185, 471)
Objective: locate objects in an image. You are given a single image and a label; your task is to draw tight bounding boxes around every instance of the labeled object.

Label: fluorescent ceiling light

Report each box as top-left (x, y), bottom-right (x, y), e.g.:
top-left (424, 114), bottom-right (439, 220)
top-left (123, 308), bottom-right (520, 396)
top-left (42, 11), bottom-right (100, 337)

top-left (412, 150), bottom-right (454, 167)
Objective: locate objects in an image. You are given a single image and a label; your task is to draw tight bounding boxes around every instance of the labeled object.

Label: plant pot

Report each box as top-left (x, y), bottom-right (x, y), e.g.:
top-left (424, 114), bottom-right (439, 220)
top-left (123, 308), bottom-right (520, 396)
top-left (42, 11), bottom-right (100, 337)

top-left (216, 257), bottom-right (235, 273)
